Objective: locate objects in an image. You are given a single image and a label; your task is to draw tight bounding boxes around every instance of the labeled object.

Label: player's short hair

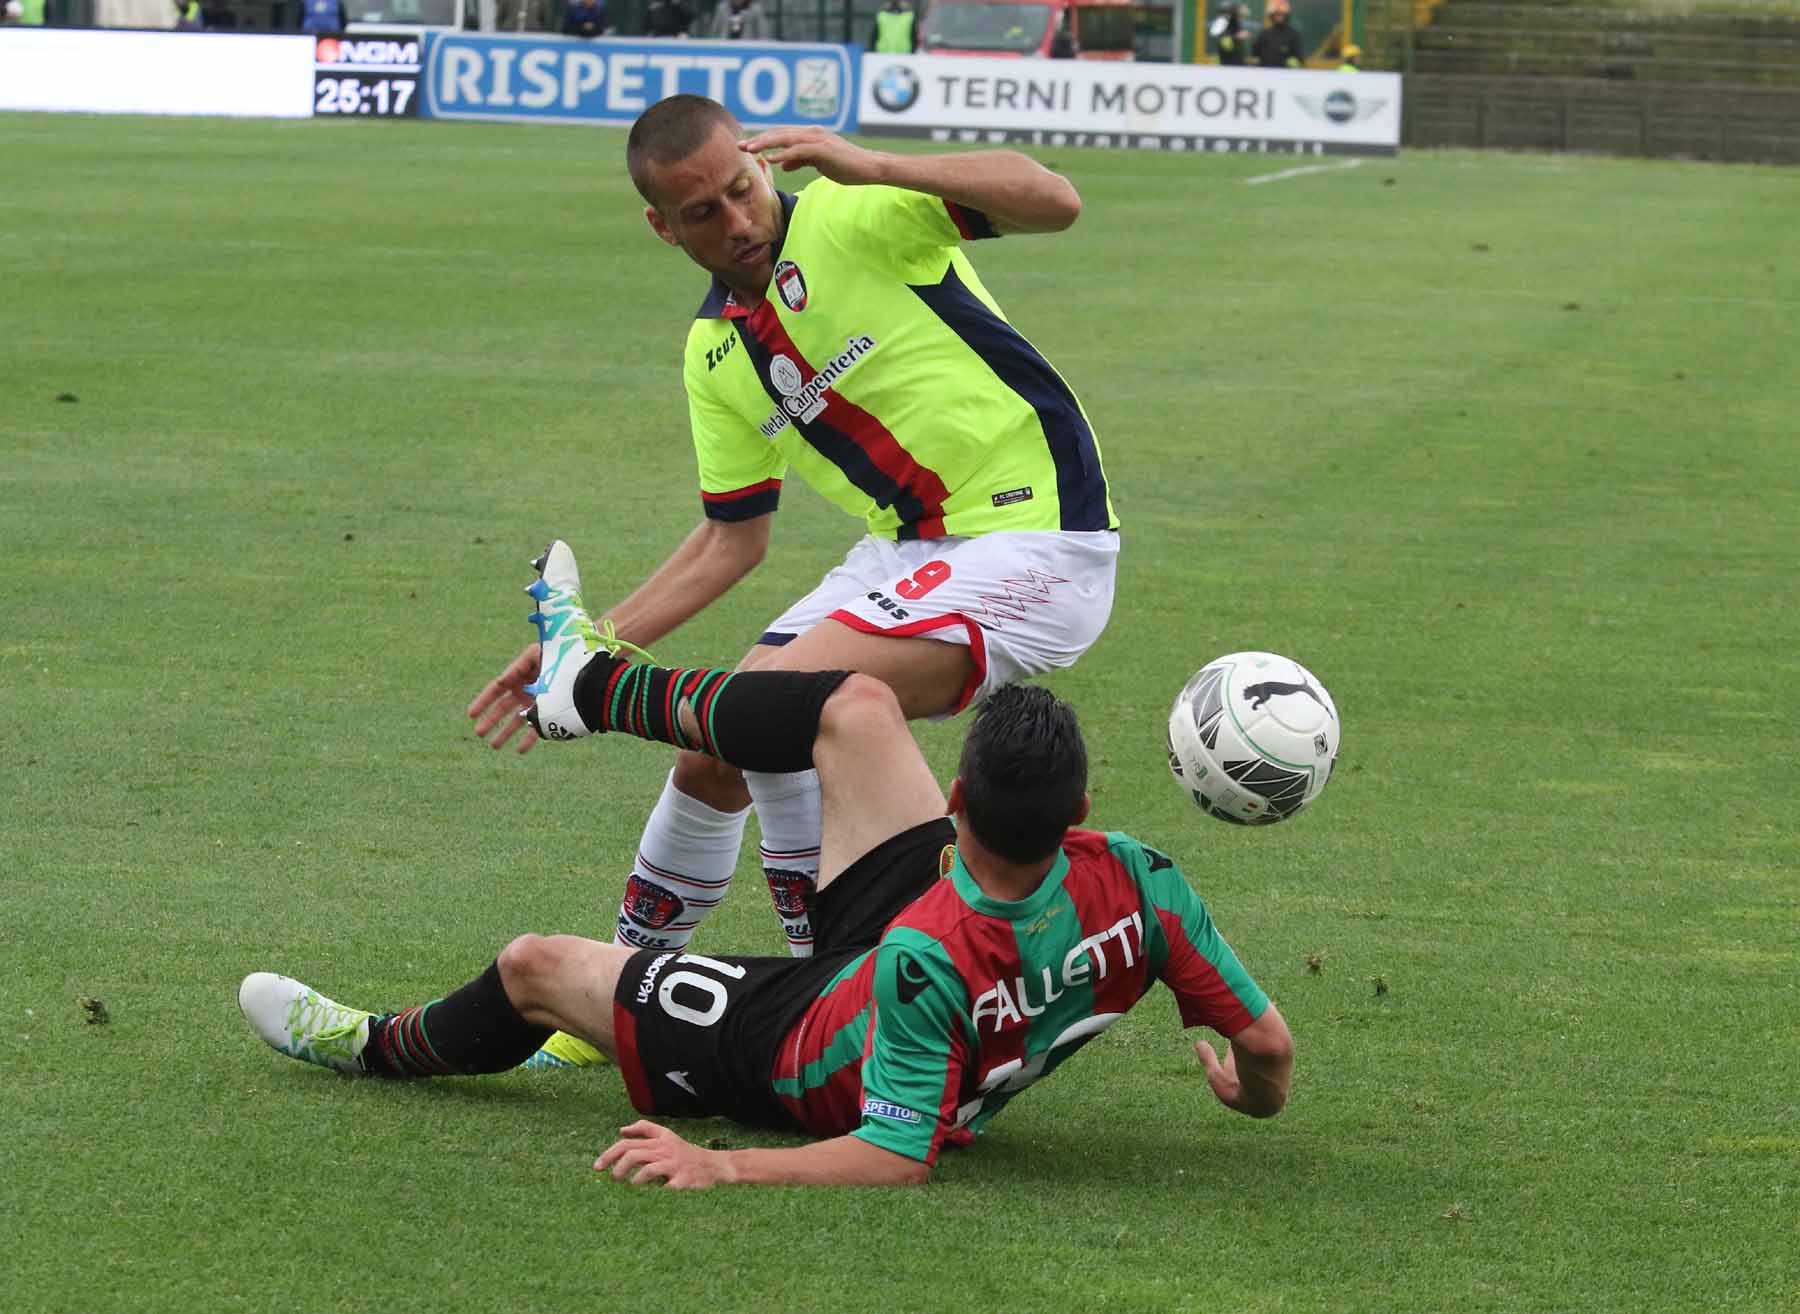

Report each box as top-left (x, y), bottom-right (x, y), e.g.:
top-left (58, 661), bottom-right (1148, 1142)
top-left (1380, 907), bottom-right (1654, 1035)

top-left (626, 95), bottom-right (742, 207)
top-left (956, 685), bottom-right (1088, 865)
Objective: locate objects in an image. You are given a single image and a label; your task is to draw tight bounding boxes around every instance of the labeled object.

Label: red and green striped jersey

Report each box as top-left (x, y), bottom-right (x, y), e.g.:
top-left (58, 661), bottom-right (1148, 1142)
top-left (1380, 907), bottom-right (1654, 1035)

top-left (684, 182), bottom-right (1117, 540)
top-left (768, 829), bottom-right (1269, 1165)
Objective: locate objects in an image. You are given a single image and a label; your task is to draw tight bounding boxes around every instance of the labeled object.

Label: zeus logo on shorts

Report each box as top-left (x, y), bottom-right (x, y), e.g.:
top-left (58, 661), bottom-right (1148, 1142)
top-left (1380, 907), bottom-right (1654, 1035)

top-left (861, 1098), bottom-right (922, 1124)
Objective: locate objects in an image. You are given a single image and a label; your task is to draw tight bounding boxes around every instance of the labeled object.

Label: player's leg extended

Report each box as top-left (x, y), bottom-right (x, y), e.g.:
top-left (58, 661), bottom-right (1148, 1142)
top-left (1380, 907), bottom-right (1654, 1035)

top-left (238, 936), bottom-right (633, 1078)
top-left (803, 672), bottom-right (948, 889)
top-left (604, 627), bottom-right (963, 959)
top-left (739, 624), bottom-right (965, 899)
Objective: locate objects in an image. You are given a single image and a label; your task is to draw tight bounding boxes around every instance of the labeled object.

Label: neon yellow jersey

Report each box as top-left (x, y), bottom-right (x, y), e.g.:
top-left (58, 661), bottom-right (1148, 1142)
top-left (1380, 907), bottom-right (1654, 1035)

top-left (683, 182), bottom-right (1116, 540)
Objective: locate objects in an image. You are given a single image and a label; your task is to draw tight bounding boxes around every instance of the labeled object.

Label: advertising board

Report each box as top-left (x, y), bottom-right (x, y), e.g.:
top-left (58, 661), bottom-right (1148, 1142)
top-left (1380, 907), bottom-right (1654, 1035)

top-left (421, 35), bottom-right (857, 131)
top-left (312, 32), bottom-right (424, 119)
top-left (0, 29), bottom-right (315, 118)
top-left (860, 55), bottom-right (1400, 155)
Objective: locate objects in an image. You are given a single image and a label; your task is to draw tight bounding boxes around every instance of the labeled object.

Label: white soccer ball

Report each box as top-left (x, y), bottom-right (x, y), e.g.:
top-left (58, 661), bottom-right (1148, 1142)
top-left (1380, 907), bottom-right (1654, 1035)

top-left (1167, 651), bottom-right (1340, 825)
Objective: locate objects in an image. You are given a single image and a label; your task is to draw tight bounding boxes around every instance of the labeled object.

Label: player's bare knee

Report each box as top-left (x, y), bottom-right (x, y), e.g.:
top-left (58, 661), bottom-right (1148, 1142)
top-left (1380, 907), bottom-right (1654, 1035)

top-left (672, 746), bottom-right (745, 799)
top-left (496, 933), bottom-right (554, 1005)
top-left (820, 673), bottom-right (905, 748)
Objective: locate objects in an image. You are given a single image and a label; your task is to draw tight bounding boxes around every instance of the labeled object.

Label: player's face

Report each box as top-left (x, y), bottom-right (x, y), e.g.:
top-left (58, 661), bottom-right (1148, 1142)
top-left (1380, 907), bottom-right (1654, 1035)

top-left (645, 125), bottom-right (782, 300)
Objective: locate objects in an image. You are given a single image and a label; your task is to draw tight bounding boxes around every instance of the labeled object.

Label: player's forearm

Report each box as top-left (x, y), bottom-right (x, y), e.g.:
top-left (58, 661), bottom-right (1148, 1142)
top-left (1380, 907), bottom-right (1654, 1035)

top-left (877, 150), bottom-right (1081, 233)
top-left (602, 519), bottom-right (765, 648)
top-left (720, 1135), bottom-right (929, 1187)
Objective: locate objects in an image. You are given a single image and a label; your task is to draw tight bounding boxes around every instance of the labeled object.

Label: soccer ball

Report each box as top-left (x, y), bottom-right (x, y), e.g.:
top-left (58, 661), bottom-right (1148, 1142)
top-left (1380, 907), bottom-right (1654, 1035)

top-left (1167, 652), bottom-right (1339, 825)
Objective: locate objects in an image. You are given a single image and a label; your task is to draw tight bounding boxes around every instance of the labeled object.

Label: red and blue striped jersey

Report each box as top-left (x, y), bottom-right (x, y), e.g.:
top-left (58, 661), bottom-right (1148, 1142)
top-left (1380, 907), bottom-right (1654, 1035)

top-left (768, 829), bottom-right (1269, 1165)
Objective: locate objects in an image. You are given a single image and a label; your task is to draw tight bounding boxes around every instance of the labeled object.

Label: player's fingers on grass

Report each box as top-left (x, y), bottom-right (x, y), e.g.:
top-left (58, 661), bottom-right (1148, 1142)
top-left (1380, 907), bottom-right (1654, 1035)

top-left (487, 710), bottom-right (531, 751)
top-left (473, 693), bottom-right (524, 740)
top-left (466, 679), bottom-right (509, 720)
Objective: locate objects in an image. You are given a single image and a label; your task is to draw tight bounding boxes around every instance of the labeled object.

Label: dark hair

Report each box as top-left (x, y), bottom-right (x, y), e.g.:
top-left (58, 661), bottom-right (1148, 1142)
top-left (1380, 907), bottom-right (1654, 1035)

top-left (956, 685), bottom-right (1088, 864)
top-left (626, 95), bottom-right (741, 207)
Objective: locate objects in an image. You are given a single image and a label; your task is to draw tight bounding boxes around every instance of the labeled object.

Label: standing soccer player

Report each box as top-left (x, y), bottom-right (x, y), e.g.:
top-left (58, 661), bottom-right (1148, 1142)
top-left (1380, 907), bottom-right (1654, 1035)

top-left (244, 543), bottom-right (1290, 1187)
top-left (467, 97), bottom-right (1119, 981)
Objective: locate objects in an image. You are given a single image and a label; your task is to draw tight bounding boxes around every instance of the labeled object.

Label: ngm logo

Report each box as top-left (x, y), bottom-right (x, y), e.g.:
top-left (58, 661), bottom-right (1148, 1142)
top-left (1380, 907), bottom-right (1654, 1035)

top-left (316, 37), bottom-right (422, 68)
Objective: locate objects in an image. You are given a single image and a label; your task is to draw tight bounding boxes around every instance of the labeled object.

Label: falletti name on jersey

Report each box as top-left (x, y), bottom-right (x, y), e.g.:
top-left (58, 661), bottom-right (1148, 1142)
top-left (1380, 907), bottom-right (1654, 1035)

top-left (970, 911), bottom-right (1146, 1032)
top-left (757, 334), bottom-right (876, 439)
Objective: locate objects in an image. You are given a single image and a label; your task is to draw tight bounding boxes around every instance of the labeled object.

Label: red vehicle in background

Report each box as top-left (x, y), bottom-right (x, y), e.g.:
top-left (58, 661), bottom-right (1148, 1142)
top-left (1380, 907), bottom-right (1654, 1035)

top-left (917, 0), bottom-right (1141, 60)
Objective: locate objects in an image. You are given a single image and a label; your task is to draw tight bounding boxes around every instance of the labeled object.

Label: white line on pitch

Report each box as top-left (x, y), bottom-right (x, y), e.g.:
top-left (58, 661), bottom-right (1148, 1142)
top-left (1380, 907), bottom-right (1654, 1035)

top-left (1245, 159), bottom-right (1367, 186)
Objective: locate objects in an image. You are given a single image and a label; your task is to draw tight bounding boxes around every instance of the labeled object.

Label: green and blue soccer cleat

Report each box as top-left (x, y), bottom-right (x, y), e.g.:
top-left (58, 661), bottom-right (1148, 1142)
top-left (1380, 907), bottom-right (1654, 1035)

top-left (517, 1029), bottom-right (609, 1071)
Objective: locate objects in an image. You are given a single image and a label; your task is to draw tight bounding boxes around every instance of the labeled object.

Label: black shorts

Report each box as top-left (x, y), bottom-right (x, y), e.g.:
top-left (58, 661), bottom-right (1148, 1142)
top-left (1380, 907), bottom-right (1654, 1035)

top-left (610, 817), bottom-right (954, 1130)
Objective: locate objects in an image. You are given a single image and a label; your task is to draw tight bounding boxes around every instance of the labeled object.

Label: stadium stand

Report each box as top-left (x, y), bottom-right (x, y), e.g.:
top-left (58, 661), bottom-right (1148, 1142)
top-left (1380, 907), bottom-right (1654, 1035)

top-left (1367, 0), bottom-right (1800, 162)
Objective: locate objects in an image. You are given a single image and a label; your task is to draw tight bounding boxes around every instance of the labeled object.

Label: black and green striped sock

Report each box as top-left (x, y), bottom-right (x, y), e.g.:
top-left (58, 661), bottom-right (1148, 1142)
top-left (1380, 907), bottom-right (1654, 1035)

top-left (572, 661), bottom-right (850, 774)
top-left (363, 962), bottom-right (550, 1078)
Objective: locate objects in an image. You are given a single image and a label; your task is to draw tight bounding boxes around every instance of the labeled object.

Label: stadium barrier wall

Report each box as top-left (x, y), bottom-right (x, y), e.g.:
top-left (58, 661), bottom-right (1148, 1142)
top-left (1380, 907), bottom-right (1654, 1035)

top-left (0, 29), bottom-right (316, 117)
top-left (417, 34), bottom-right (859, 131)
top-left (1403, 74), bottom-right (1800, 166)
top-left (857, 54), bottom-right (1401, 155)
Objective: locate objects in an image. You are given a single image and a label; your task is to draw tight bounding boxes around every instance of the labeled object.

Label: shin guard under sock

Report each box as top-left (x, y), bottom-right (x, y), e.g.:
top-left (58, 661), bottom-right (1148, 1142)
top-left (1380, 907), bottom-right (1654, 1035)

top-left (364, 961), bottom-right (551, 1078)
top-left (573, 660), bottom-right (851, 773)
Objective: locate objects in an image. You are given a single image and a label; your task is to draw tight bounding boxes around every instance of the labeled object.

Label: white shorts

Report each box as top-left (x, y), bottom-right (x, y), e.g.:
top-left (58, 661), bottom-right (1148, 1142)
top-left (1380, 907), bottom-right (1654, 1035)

top-left (758, 530), bottom-right (1120, 714)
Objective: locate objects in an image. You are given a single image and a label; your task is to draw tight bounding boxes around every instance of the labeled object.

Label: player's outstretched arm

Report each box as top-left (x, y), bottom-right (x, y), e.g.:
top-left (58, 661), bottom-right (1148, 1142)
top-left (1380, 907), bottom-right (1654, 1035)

top-left (465, 515), bottom-right (770, 752)
top-left (1196, 1003), bottom-right (1293, 1119)
top-left (739, 129), bottom-right (1080, 234)
top-left (597, 1120), bottom-right (929, 1189)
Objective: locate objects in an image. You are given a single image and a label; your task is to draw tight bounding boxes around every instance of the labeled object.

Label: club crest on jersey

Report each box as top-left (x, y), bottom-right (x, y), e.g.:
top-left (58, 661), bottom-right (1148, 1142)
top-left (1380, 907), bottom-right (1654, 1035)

top-left (774, 260), bottom-right (808, 311)
top-left (622, 874), bottom-right (685, 930)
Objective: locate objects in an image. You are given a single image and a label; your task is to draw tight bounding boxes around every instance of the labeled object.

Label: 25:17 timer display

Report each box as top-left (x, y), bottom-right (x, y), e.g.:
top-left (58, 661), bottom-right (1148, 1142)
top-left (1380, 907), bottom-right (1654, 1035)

top-left (314, 74), bottom-right (419, 118)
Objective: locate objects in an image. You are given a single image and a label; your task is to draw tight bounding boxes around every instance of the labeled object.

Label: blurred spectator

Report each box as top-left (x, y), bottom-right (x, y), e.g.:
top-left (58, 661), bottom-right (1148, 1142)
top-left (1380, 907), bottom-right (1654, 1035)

top-left (174, 0), bottom-right (202, 25)
top-left (3, 0), bottom-right (46, 23)
top-left (1048, 11), bottom-right (1075, 57)
top-left (562, 0), bottom-right (604, 35)
top-left (709, 0), bottom-right (768, 41)
top-left (300, 0), bottom-right (347, 30)
top-left (1338, 41), bottom-right (1361, 71)
top-left (497, 0), bottom-right (554, 29)
top-left (643, 0), bottom-right (692, 35)
top-left (870, 0), bottom-right (915, 53)
top-left (1252, 0), bottom-right (1303, 68)
top-left (1211, 2), bottom-right (1249, 66)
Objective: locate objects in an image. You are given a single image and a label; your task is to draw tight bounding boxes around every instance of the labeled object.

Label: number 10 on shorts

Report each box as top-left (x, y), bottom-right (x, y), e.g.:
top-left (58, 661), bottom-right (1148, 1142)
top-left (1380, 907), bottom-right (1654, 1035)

top-left (656, 953), bottom-right (748, 1027)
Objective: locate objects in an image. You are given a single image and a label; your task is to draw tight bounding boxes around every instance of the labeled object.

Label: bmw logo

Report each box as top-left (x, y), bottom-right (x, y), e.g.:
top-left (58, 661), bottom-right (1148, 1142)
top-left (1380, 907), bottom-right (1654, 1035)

top-left (1323, 89), bottom-right (1356, 124)
top-left (873, 65), bottom-right (920, 114)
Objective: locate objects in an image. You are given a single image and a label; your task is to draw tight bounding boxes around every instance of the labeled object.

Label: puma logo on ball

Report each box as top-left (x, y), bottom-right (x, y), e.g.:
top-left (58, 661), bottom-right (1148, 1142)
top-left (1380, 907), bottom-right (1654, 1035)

top-left (1242, 677), bottom-right (1327, 712)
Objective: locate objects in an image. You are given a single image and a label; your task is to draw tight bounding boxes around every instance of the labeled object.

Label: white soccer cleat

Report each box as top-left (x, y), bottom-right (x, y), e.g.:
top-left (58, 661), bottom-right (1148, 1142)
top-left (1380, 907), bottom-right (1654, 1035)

top-left (238, 972), bottom-right (374, 1075)
top-left (521, 539), bottom-right (609, 742)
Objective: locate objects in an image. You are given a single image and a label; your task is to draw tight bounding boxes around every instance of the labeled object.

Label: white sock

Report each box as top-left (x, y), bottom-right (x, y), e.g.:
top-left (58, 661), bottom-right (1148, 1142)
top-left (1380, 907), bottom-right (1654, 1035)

top-left (613, 769), bottom-right (749, 952)
top-left (747, 769), bottom-right (823, 958)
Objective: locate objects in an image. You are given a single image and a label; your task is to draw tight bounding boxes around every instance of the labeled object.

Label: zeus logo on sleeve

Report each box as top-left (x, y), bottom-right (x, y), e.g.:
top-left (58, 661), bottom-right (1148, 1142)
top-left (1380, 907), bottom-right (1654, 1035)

top-left (970, 912), bottom-right (1146, 1032)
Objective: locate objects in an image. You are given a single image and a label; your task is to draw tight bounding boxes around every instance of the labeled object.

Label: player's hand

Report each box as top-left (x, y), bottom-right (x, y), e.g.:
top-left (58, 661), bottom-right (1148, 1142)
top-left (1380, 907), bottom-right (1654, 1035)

top-left (466, 642), bottom-right (541, 754)
top-left (1196, 1037), bottom-right (1245, 1112)
top-left (741, 128), bottom-right (889, 186)
top-left (596, 1120), bottom-right (731, 1189)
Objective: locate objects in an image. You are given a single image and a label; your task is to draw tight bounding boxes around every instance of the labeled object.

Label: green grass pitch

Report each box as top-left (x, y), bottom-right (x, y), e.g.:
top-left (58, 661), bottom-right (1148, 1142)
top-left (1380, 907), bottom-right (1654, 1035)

top-left (2, 113), bottom-right (1797, 1313)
